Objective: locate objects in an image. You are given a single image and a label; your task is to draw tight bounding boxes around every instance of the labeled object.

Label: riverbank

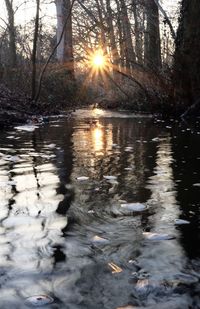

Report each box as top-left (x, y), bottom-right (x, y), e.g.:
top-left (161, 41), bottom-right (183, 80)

top-left (1, 82), bottom-right (198, 127)
top-left (0, 83), bottom-right (68, 127)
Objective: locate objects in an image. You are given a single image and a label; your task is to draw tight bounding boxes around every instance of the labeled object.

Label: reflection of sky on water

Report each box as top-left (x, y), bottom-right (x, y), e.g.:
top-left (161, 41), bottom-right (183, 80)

top-left (0, 110), bottom-right (199, 308)
top-left (140, 137), bottom-right (185, 283)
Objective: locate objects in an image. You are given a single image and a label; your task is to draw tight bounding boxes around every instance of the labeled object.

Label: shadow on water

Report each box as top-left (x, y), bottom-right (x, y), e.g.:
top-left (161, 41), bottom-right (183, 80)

top-left (0, 109), bottom-right (199, 308)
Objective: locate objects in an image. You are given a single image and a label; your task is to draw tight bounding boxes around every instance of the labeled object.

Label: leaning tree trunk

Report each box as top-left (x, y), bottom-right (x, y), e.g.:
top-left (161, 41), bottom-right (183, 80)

top-left (55, 0), bottom-right (74, 78)
top-left (174, 0), bottom-right (200, 107)
top-left (4, 0), bottom-right (17, 67)
top-left (144, 0), bottom-right (161, 71)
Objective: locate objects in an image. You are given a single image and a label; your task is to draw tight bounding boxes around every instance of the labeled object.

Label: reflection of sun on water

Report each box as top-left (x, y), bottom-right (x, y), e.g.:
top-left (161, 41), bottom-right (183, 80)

top-left (92, 126), bottom-right (104, 153)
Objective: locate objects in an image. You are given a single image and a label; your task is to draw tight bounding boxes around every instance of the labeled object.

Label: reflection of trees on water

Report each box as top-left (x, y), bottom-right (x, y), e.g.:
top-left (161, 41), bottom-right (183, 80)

top-left (1, 115), bottom-right (198, 308)
top-left (0, 122), bottom-right (74, 307)
top-left (140, 136), bottom-right (185, 280)
top-left (72, 117), bottom-right (159, 207)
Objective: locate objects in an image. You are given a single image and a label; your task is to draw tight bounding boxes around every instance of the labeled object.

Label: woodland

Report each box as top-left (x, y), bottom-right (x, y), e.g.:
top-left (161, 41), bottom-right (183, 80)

top-left (0, 0), bottom-right (200, 124)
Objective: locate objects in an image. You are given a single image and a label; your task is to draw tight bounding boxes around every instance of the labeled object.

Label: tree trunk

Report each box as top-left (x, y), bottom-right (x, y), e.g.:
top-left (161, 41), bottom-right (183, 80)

top-left (31, 0), bottom-right (40, 100)
top-left (115, 0), bottom-right (125, 69)
top-left (132, 0), bottom-right (143, 64)
top-left (95, 0), bottom-right (107, 51)
top-left (105, 0), bottom-right (119, 70)
top-left (55, 0), bottom-right (74, 78)
top-left (4, 0), bottom-right (17, 67)
top-left (120, 0), bottom-right (136, 72)
top-left (174, 0), bottom-right (200, 106)
top-left (144, 0), bottom-right (161, 70)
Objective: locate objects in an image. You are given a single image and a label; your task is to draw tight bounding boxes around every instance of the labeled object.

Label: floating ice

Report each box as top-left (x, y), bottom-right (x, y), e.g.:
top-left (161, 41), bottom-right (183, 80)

top-left (6, 136), bottom-right (15, 139)
top-left (193, 183), bottom-right (200, 187)
top-left (77, 176), bottom-right (89, 181)
top-left (124, 147), bottom-right (133, 152)
top-left (40, 154), bottom-right (56, 159)
top-left (175, 219), bottom-right (190, 225)
top-left (14, 125), bottom-right (38, 132)
top-left (4, 155), bottom-right (21, 162)
top-left (124, 167), bottom-right (134, 171)
top-left (91, 235), bottom-right (109, 245)
top-left (121, 203), bottom-right (146, 212)
top-left (88, 210), bottom-right (95, 214)
top-left (152, 137), bottom-right (160, 142)
top-left (103, 175), bottom-right (117, 180)
top-left (108, 179), bottom-right (119, 185)
top-left (46, 143), bottom-right (56, 149)
top-left (143, 232), bottom-right (175, 241)
top-left (25, 295), bottom-right (54, 306)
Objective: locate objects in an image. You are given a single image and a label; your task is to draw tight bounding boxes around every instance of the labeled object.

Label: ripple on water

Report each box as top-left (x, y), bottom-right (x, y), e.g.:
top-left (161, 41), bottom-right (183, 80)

top-left (0, 109), bottom-right (199, 309)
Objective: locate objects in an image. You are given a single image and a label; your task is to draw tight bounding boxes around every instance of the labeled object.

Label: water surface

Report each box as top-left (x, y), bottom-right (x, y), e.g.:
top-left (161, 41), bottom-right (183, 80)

top-left (0, 109), bottom-right (199, 308)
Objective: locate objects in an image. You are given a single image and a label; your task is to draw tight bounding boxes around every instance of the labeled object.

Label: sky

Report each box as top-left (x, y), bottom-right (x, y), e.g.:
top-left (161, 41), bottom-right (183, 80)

top-left (0, 0), bottom-right (179, 32)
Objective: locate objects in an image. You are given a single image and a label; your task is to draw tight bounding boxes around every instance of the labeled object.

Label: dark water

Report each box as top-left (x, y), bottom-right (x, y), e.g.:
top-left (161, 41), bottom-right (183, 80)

top-left (0, 108), bottom-right (200, 309)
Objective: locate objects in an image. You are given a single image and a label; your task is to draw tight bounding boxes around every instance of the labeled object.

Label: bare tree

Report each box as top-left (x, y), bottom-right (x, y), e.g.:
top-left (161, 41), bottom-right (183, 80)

top-left (132, 0), bottom-right (143, 64)
top-left (4, 0), bottom-right (17, 66)
top-left (105, 0), bottom-right (120, 69)
top-left (174, 0), bottom-right (200, 110)
top-left (118, 0), bottom-right (136, 72)
top-left (55, 0), bottom-right (74, 78)
top-left (144, 0), bottom-right (161, 70)
top-left (31, 0), bottom-right (40, 100)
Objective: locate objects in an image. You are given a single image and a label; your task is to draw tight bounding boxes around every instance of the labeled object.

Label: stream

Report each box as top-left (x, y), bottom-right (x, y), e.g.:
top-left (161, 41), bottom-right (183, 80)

top-left (0, 108), bottom-right (200, 309)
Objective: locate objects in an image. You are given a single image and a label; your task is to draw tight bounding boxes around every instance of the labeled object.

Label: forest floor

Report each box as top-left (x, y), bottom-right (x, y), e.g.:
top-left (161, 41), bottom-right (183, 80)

top-left (0, 83), bottom-right (68, 127)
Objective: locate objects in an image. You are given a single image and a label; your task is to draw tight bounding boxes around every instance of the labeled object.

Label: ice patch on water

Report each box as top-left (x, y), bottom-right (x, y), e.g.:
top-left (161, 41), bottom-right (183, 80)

top-left (15, 125), bottom-right (38, 132)
top-left (91, 235), bottom-right (109, 245)
top-left (121, 203), bottom-right (146, 212)
top-left (174, 219), bottom-right (190, 225)
top-left (103, 175), bottom-right (117, 180)
top-left (77, 176), bottom-right (89, 181)
top-left (143, 232), bottom-right (175, 241)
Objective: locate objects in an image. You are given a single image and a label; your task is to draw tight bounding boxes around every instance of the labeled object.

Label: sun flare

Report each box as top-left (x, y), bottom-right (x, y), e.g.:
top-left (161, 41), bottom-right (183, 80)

top-left (93, 53), bottom-right (105, 67)
top-left (88, 50), bottom-right (108, 70)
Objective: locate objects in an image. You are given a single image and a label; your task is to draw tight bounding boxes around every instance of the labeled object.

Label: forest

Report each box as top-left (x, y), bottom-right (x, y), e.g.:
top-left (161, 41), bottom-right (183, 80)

top-left (0, 0), bottom-right (200, 124)
top-left (0, 1), bottom-right (200, 308)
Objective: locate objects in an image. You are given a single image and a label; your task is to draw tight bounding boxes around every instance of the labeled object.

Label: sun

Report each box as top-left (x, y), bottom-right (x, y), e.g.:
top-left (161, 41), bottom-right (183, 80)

top-left (88, 49), bottom-right (108, 70)
top-left (92, 53), bottom-right (105, 67)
